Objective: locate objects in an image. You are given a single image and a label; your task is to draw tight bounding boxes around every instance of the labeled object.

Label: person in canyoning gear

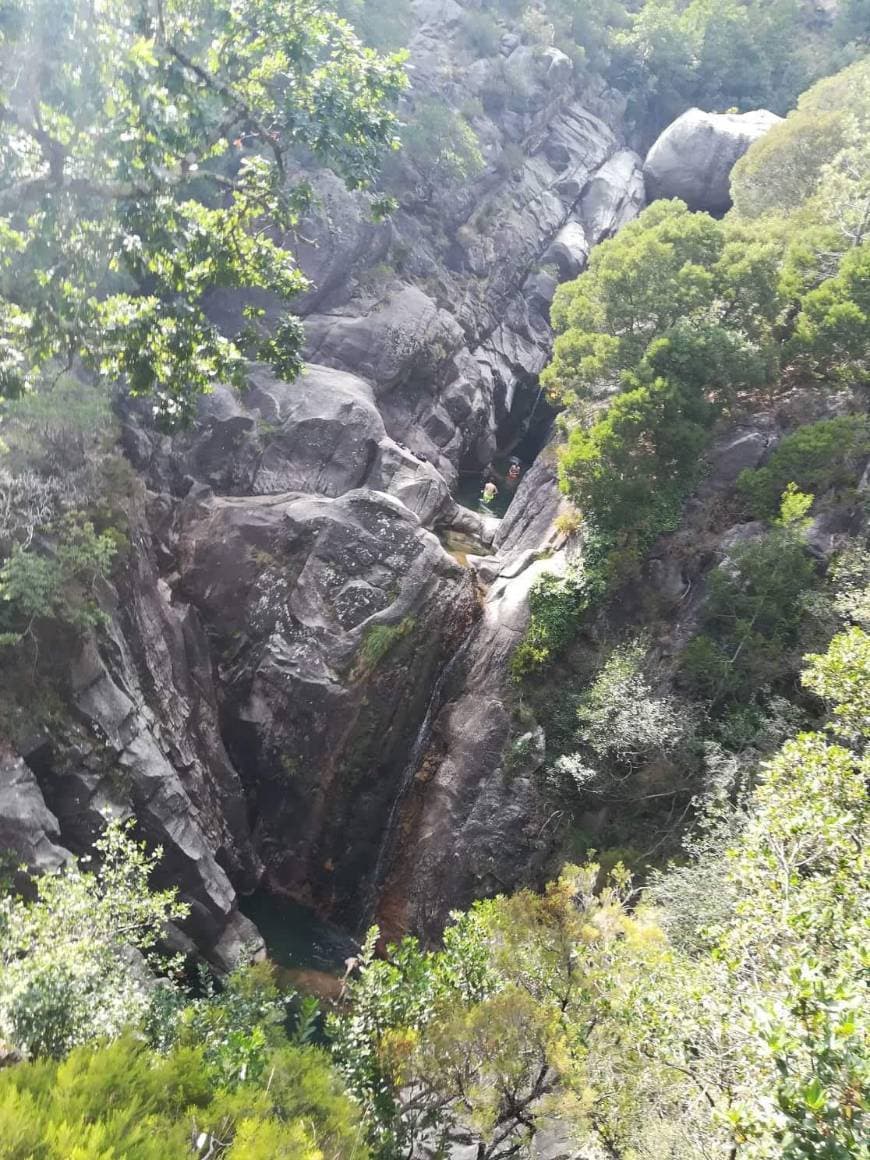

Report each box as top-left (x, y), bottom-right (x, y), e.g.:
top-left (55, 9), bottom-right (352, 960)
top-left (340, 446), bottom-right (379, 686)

top-left (507, 458), bottom-right (522, 483)
top-left (482, 480), bottom-right (498, 505)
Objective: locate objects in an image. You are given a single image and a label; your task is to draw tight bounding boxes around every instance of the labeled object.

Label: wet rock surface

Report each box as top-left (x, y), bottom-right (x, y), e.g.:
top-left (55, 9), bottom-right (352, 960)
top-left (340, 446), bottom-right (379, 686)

top-left (176, 487), bottom-right (477, 926)
top-left (12, 499), bottom-right (264, 972)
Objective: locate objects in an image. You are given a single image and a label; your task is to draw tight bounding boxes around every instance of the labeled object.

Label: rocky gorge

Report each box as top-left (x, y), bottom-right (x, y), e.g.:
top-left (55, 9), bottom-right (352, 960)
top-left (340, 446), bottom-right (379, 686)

top-left (0, 0), bottom-right (812, 971)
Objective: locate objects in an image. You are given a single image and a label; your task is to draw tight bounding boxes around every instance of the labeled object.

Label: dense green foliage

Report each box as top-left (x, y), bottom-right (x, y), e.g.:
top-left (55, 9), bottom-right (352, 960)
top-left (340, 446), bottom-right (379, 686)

top-left (731, 56), bottom-right (870, 243)
top-left (4, 629), bottom-right (866, 1160)
top-left (0, 825), bottom-right (367, 1158)
top-left (0, 1029), bottom-right (366, 1159)
top-left (738, 417), bottom-right (870, 517)
top-left (0, 821), bottom-right (187, 1059)
top-left (336, 627), bottom-right (869, 1159)
top-left (609, 0), bottom-right (868, 137)
top-left (789, 242), bottom-right (870, 381)
top-left (0, 7), bottom-right (868, 1160)
top-left (521, 55), bottom-right (870, 677)
top-left (453, 1), bottom-right (867, 140)
top-left (0, 0), bottom-right (405, 424)
top-left (0, 516), bottom-right (117, 646)
top-left (680, 488), bottom-right (819, 711)
top-left (510, 569), bottom-right (591, 678)
top-left (537, 199), bottom-right (786, 610)
top-left (386, 97), bottom-right (485, 203)
top-left (543, 200), bottom-right (778, 405)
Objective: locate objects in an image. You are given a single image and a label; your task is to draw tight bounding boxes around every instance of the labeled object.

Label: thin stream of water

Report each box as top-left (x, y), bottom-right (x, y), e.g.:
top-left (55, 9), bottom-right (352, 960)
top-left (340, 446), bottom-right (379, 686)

top-left (363, 632), bottom-right (474, 925)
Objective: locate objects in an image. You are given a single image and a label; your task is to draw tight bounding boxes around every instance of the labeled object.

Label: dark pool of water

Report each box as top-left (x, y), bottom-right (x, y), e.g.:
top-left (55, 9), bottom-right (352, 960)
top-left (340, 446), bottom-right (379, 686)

top-left (241, 891), bottom-right (358, 974)
top-left (456, 457), bottom-right (524, 520)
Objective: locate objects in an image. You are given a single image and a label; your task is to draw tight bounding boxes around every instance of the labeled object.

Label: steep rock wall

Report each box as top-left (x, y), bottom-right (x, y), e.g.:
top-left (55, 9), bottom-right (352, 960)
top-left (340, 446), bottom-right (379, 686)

top-left (1, 1), bottom-right (646, 957)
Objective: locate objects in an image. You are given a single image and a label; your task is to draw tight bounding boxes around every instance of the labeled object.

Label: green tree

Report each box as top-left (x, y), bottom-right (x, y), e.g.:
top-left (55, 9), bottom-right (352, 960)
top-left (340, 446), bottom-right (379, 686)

top-left (575, 638), bottom-right (690, 770)
top-left (680, 488), bottom-right (819, 712)
top-left (543, 201), bottom-right (730, 404)
top-left (0, 820), bottom-right (187, 1059)
top-left (388, 97), bottom-right (484, 204)
top-left (738, 416), bottom-right (870, 518)
top-left (332, 865), bottom-right (657, 1159)
top-left (802, 624), bottom-right (870, 742)
top-left (787, 242), bottom-right (870, 384)
top-left (557, 375), bottom-right (710, 553)
top-left (0, 0), bottom-right (405, 424)
top-left (731, 57), bottom-right (870, 244)
top-left (0, 514), bottom-right (118, 646)
top-left (338, 626), bottom-right (870, 1159)
top-left (609, 0), bottom-right (833, 137)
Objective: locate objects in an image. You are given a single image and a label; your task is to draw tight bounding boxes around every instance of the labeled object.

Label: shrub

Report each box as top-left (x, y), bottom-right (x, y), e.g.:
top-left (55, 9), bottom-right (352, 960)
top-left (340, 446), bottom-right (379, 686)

top-left (554, 509), bottom-right (582, 538)
top-left (0, 375), bottom-right (114, 475)
top-left (390, 99), bottom-right (484, 200)
top-left (680, 489), bottom-right (819, 713)
top-left (731, 57), bottom-right (870, 236)
top-left (802, 625), bottom-right (870, 741)
top-left (0, 515), bottom-right (118, 646)
top-left (738, 416), bottom-right (870, 517)
top-left (0, 820), bottom-right (188, 1059)
top-left (461, 9), bottom-right (501, 56)
top-left (787, 243), bottom-right (870, 382)
top-left (557, 376), bottom-right (708, 555)
top-left (576, 639), bottom-right (689, 768)
top-left (0, 1034), bottom-right (366, 1160)
top-left (511, 570), bottom-right (590, 679)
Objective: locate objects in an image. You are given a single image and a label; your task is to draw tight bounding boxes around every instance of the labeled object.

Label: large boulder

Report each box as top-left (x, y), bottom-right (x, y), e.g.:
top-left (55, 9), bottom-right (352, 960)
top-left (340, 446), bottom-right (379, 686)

top-left (127, 364), bottom-right (457, 527)
top-left (579, 148), bottom-right (646, 243)
top-left (176, 487), bottom-right (477, 926)
top-left (644, 108), bottom-right (782, 213)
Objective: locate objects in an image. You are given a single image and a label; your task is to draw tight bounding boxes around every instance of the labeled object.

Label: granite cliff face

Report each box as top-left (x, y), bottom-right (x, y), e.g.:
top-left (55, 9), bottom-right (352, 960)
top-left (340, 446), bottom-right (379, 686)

top-left (0, 1), bottom-right (788, 959)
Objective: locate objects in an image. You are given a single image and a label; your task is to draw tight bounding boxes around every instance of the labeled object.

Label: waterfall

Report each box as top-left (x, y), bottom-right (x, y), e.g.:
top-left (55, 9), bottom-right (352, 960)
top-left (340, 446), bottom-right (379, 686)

top-left (364, 632), bottom-right (474, 926)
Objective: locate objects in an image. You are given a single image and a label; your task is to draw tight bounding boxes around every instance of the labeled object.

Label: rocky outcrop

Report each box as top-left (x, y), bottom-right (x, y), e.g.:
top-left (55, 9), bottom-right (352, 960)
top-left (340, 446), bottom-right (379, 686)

top-left (292, 119), bottom-right (644, 482)
top-left (265, 8), bottom-right (646, 483)
top-left (643, 107), bottom-right (782, 212)
top-left (127, 364), bottom-right (457, 528)
top-left (175, 486), bottom-right (477, 926)
top-left (376, 446), bottom-right (573, 939)
top-left (9, 498), bottom-right (263, 972)
top-left (0, 748), bottom-right (70, 874)
top-left (1, 4), bottom-right (649, 960)
top-left (116, 10), bottom-right (646, 945)
top-left (384, 545), bottom-right (566, 939)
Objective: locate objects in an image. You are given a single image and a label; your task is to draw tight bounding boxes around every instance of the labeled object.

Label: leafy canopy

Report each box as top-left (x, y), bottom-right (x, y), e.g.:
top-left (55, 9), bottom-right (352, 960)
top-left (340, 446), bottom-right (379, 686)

top-left (543, 199), bottom-right (780, 407)
top-left (738, 416), bottom-right (870, 518)
top-left (338, 625), bottom-right (870, 1160)
top-left (0, 819), bottom-right (187, 1059)
top-left (0, 1032), bottom-right (367, 1159)
top-left (610, 0), bottom-right (867, 138)
top-left (0, 0), bottom-right (405, 424)
top-left (731, 56), bottom-right (870, 247)
top-left (680, 488), bottom-right (819, 711)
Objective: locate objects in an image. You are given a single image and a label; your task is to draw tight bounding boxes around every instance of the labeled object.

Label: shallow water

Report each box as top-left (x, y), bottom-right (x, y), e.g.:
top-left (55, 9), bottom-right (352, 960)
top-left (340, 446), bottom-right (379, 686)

top-left (439, 528), bottom-right (495, 568)
top-left (455, 456), bottom-right (523, 520)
